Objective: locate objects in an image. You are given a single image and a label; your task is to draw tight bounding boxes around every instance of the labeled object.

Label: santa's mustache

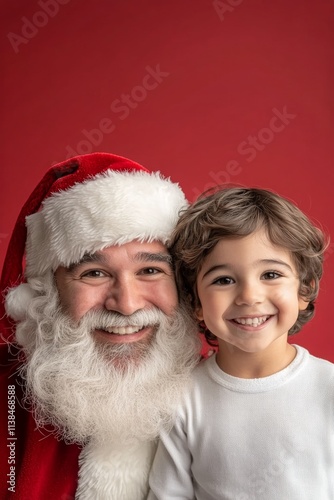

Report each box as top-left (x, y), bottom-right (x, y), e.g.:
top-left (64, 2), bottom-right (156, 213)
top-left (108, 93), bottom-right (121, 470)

top-left (79, 307), bottom-right (166, 332)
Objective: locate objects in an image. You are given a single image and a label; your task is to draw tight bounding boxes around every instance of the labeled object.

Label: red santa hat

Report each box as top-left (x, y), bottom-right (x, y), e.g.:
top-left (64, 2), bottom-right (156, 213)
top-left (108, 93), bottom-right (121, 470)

top-left (1, 152), bottom-right (187, 326)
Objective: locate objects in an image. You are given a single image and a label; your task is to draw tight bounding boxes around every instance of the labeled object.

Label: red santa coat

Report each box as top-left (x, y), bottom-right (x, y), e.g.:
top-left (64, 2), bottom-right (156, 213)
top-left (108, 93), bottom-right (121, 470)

top-left (0, 341), bottom-right (81, 500)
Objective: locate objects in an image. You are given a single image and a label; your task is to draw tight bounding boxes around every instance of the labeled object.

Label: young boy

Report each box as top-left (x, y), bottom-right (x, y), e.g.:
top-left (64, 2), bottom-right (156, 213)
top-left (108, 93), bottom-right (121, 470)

top-left (148, 186), bottom-right (334, 500)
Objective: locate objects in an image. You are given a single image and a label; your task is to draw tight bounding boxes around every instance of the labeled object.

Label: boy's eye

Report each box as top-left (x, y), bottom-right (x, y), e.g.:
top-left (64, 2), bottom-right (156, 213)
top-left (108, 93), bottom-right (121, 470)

top-left (262, 271), bottom-right (282, 280)
top-left (212, 276), bottom-right (235, 285)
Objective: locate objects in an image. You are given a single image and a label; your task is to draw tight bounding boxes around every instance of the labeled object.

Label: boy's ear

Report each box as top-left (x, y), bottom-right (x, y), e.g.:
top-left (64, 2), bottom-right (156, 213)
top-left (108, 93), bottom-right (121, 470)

top-left (298, 297), bottom-right (309, 311)
top-left (195, 306), bottom-right (204, 321)
top-left (298, 279), bottom-right (315, 311)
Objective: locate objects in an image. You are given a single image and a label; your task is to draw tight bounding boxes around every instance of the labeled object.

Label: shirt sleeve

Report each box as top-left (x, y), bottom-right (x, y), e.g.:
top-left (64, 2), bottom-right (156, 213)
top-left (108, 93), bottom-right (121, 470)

top-left (148, 415), bottom-right (194, 499)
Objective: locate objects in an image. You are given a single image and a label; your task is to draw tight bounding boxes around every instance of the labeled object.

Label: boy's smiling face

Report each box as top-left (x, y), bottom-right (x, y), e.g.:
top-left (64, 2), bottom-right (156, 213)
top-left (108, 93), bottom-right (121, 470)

top-left (196, 228), bottom-right (308, 358)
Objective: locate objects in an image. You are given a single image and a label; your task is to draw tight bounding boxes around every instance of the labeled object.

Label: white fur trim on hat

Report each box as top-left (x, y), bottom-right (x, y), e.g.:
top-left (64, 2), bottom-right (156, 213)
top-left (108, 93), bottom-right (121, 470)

top-left (25, 170), bottom-right (187, 277)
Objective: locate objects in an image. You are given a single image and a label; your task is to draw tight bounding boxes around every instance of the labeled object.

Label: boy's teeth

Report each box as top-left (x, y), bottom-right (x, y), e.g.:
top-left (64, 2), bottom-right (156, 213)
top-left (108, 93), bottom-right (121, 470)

top-left (235, 316), bottom-right (268, 326)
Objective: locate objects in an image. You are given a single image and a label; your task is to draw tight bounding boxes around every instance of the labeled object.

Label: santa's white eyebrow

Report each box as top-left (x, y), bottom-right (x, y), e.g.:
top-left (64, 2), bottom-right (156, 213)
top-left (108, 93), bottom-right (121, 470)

top-left (134, 252), bottom-right (172, 266)
top-left (67, 252), bottom-right (108, 271)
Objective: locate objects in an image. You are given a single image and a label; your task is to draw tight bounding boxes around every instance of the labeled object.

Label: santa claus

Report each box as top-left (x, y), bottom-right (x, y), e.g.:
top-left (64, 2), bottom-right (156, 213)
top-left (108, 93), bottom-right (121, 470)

top-left (0, 152), bottom-right (200, 499)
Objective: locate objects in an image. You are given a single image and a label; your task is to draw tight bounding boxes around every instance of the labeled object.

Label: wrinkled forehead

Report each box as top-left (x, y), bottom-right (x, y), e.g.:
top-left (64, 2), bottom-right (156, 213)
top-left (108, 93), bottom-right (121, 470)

top-left (64, 241), bottom-right (173, 271)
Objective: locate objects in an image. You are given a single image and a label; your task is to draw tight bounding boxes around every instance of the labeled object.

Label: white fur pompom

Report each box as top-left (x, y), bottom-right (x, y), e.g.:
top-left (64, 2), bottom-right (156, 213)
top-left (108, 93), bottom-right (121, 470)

top-left (5, 283), bottom-right (37, 321)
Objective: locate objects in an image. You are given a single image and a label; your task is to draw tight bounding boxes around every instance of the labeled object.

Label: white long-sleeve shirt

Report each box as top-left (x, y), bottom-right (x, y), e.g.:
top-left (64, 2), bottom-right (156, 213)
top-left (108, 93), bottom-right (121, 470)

top-left (148, 346), bottom-right (334, 499)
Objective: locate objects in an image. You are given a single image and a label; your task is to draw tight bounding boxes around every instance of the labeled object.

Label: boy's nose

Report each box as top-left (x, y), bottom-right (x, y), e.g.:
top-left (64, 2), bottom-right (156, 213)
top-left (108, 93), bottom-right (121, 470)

top-left (234, 282), bottom-right (263, 306)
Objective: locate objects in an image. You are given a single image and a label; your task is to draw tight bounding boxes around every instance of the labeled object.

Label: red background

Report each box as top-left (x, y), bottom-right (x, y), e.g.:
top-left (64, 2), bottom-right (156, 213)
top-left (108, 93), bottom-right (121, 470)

top-left (1, 0), bottom-right (333, 361)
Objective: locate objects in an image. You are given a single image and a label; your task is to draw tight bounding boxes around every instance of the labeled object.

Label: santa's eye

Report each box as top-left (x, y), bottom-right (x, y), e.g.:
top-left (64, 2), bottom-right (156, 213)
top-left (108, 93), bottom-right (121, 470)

top-left (80, 269), bottom-right (108, 279)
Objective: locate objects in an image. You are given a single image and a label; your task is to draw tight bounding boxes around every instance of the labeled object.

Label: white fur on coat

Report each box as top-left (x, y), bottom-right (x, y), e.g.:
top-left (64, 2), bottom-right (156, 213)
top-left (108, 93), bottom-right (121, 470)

top-left (76, 439), bottom-right (157, 500)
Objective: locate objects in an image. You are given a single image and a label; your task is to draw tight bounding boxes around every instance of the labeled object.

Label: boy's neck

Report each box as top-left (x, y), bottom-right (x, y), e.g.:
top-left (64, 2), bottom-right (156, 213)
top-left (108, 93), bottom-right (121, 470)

top-left (215, 342), bottom-right (297, 379)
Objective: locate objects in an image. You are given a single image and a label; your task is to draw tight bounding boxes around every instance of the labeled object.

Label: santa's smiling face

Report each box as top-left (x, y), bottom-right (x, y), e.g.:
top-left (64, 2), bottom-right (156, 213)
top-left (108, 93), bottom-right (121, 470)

top-left (55, 240), bottom-right (178, 348)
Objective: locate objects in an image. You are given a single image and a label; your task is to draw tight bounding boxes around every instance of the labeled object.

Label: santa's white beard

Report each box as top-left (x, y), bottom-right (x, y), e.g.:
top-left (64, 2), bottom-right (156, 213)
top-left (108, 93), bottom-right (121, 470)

top-left (15, 275), bottom-right (200, 446)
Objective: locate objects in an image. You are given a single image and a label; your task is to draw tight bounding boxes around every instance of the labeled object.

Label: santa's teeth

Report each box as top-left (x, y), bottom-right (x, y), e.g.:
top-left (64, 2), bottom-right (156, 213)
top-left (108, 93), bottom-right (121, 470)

top-left (234, 316), bottom-right (269, 326)
top-left (103, 326), bottom-right (143, 335)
